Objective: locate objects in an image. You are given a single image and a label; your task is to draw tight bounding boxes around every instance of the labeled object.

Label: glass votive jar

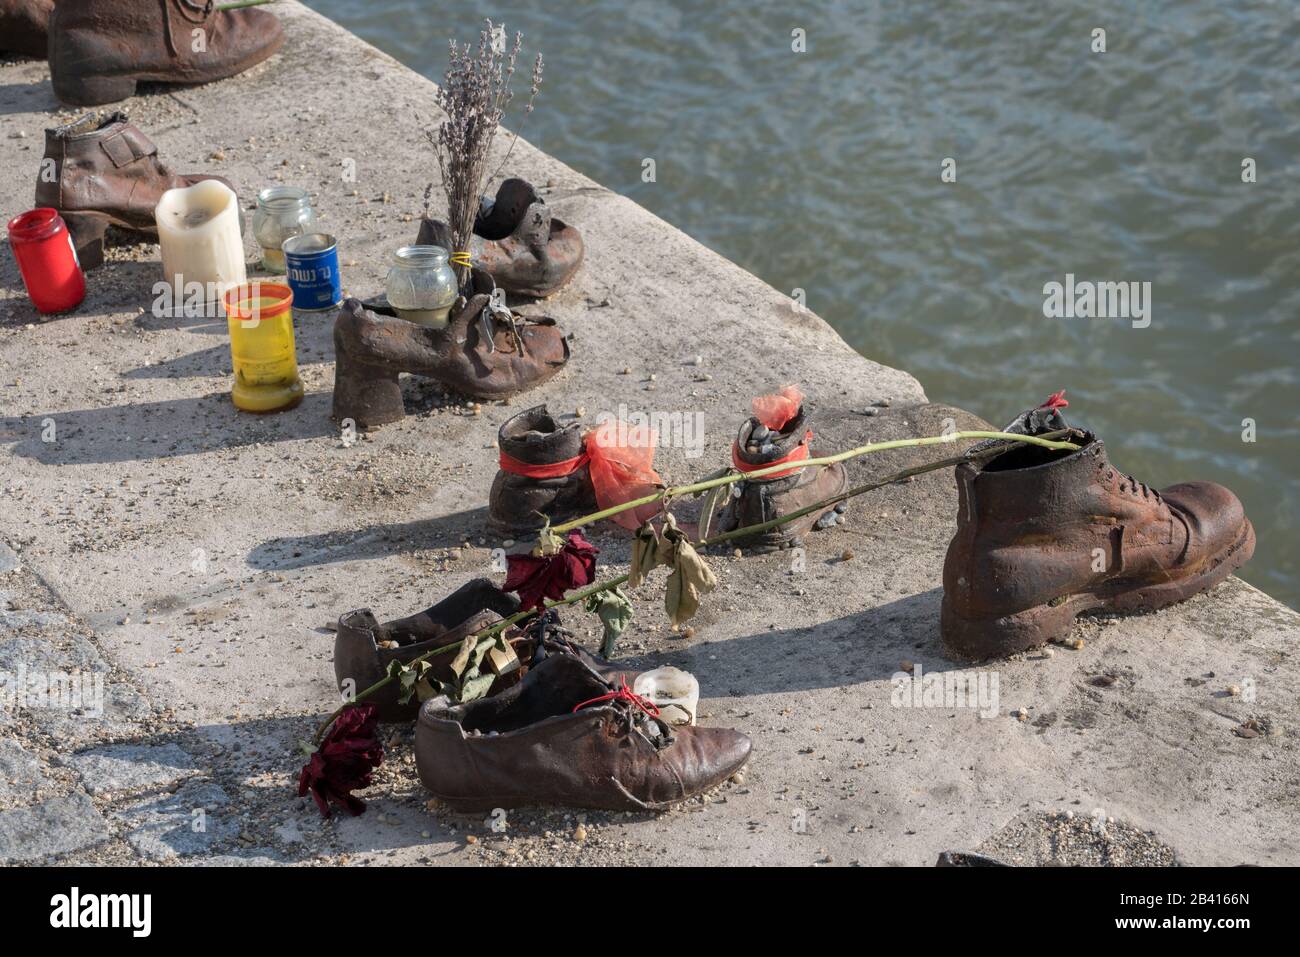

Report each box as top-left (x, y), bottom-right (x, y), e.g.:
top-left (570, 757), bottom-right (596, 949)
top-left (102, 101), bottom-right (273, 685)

top-left (223, 281), bottom-right (304, 414)
top-left (385, 245), bottom-right (458, 328)
top-left (252, 186), bottom-right (317, 274)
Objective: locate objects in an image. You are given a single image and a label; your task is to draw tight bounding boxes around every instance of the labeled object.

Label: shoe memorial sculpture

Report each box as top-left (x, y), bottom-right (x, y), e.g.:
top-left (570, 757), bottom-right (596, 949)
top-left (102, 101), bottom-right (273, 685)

top-left (0, 0), bottom-right (53, 57)
top-left (48, 0), bottom-right (284, 106)
top-left (714, 385), bottom-right (849, 552)
top-left (941, 393), bottom-right (1255, 660)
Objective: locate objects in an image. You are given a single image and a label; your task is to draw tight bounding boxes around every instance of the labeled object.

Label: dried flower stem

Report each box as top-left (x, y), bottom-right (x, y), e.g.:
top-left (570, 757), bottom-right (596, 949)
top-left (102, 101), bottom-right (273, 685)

top-left (310, 432), bottom-right (1072, 741)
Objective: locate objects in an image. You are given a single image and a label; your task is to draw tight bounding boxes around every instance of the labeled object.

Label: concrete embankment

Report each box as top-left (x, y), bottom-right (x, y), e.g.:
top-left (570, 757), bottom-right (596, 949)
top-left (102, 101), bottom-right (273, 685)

top-left (0, 1), bottom-right (1296, 865)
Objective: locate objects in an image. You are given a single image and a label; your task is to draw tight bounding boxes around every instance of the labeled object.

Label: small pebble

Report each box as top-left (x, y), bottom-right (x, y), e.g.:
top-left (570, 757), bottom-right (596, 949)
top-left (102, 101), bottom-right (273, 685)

top-left (573, 824), bottom-right (587, 842)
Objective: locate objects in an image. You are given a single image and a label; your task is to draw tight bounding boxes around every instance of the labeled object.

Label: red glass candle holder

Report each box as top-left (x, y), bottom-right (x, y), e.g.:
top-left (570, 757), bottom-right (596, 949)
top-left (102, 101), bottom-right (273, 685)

top-left (7, 208), bottom-right (86, 315)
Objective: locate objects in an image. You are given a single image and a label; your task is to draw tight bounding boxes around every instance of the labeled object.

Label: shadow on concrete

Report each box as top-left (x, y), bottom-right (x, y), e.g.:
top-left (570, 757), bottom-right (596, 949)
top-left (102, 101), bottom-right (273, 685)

top-left (247, 507), bottom-right (491, 570)
top-left (0, 75), bottom-right (56, 117)
top-left (121, 342), bottom-right (227, 379)
top-left (640, 588), bottom-right (953, 695)
top-left (0, 391), bottom-right (336, 464)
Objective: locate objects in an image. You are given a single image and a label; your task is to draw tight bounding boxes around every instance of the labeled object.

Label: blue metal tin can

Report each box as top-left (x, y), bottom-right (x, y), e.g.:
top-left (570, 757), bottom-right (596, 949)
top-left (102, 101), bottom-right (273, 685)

top-left (282, 232), bottom-right (342, 311)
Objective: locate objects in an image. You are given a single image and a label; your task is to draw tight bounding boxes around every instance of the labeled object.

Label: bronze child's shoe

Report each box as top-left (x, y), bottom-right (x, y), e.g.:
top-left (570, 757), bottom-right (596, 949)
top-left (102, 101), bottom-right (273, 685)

top-left (0, 0), bottom-right (53, 57)
top-left (34, 112), bottom-right (235, 269)
top-left (941, 426), bottom-right (1256, 661)
top-left (714, 403), bottom-right (848, 552)
top-left (414, 652), bottom-right (751, 812)
top-left (331, 284), bottom-right (570, 428)
top-left (486, 405), bottom-right (598, 540)
top-left (48, 0), bottom-right (285, 107)
top-left (417, 179), bottom-right (584, 299)
top-left (334, 579), bottom-right (521, 723)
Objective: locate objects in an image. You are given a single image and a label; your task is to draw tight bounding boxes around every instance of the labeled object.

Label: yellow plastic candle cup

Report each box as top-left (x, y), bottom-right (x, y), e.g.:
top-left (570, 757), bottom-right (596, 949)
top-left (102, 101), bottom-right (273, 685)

top-left (223, 282), bottom-right (305, 413)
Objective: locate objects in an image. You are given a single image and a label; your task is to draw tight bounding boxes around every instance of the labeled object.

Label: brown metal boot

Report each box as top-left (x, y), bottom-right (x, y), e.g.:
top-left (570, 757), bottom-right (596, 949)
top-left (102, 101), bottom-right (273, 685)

top-left (334, 579), bottom-right (521, 723)
top-left (34, 111), bottom-right (234, 269)
top-left (331, 283), bottom-right (570, 428)
top-left (48, 0), bottom-right (284, 106)
top-left (414, 651), bottom-right (751, 812)
top-left (486, 405), bottom-right (598, 540)
top-left (417, 182), bottom-right (584, 299)
top-left (714, 404), bottom-right (849, 552)
top-left (0, 0), bottom-right (52, 56)
top-left (941, 430), bottom-right (1256, 661)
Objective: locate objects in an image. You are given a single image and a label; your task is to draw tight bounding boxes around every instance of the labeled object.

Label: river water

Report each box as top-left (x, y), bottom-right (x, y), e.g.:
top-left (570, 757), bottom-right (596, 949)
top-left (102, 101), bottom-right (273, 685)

top-left (305, 0), bottom-right (1299, 608)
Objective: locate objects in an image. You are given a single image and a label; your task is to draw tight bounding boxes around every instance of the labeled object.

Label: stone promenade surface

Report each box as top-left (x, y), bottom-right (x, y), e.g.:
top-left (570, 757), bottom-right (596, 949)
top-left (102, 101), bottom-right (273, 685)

top-left (1, 2), bottom-right (1296, 866)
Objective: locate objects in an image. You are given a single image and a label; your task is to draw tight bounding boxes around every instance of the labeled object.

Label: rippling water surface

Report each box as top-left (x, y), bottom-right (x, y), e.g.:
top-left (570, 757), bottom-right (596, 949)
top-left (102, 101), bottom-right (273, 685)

top-left (307, 0), bottom-right (1300, 607)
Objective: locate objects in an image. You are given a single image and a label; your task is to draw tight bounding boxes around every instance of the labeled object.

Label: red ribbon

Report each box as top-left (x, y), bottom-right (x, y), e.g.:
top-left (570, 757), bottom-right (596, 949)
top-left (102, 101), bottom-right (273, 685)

top-left (1039, 390), bottom-right (1069, 411)
top-left (498, 449), bottom-right (590, 479)
top-left (572, 675), bottom-right (660, 718)
top-left (731, 431), bottom-right (812, 479)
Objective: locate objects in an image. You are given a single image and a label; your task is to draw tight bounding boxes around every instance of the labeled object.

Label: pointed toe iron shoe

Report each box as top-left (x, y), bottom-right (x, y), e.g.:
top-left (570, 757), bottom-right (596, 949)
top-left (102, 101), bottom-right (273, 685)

top-left (941, 430), bottom-right (1256, 661)
top-left (334, 579), bottom-right (521, 723)
top-left (48, 0), bottom-right (285, 107)
top-left (331, 289), bottom-right (570, 428)
top-left (34, 112), bottom-right (235, 269)
top-left (414, 652), bottom-right (751, 812)
top-left (486, 405), bottom-right (599, 540)
top-left (715, 404), bottom-right (848, 552)
top-left (417, 179), bottom-right (584, 299)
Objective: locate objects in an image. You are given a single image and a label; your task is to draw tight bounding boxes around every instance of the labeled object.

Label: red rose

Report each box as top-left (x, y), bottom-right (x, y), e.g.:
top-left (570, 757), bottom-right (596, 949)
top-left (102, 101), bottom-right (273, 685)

top-left (297, 703), bottom-right (383, 818)
top-left (503, 530), bottom-right (599, 611)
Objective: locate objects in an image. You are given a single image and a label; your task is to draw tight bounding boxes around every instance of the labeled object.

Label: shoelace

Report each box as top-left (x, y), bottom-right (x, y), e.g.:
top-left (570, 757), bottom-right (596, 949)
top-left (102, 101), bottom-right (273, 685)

top-left (1120, 472), bottom-right (1162, 502)
top-left (572, 675), bottom-right (660, 719)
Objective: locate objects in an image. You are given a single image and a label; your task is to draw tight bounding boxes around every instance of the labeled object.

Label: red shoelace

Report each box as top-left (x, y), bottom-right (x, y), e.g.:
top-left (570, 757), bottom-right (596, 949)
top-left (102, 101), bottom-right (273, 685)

top-left (571, 675), bottom-right (660, 718)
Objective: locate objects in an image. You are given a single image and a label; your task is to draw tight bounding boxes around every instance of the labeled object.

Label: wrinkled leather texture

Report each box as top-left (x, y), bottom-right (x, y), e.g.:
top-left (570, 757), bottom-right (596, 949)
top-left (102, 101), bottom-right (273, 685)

top-left (716, 406), bottom-right (848, 549)
top-left (415, 653), bottom-right (750, 811)
top-left (0, 0), bottom-right (52, 56)
top-left (35, 112), bottom-right (231, 231)
top-left (418, 181), bottom-right (584, 299)
top-left (49, 0), bottom-right (285, 106)
top-left (487, 405), bottom-right (598, 538)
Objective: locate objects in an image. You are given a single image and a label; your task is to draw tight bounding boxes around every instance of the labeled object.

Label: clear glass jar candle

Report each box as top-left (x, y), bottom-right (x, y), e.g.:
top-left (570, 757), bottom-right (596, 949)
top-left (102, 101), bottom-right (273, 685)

top-left (385, 245), bottom-right (458, 327)
top-left (252, 186), bottom-right (317, 274)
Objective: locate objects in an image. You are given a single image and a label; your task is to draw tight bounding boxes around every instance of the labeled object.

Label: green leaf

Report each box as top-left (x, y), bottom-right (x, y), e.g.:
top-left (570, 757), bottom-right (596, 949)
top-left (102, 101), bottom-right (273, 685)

top-left (459, 672), bottom-right (497, 703)
top-left (585, 585), bottom-right (634, 658)
top-left (696, 475), bottom-right (733, 543)
top-left (449, 634), bottom-right (477, 679)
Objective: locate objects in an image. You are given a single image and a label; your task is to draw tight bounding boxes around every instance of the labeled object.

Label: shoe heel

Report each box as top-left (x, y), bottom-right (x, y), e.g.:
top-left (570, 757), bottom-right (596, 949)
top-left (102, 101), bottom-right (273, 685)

top-left (940, 595), bottom-right (1086, 662)
top-left (53, 72), bottom-right (138, 108)
top-left (62, 212), bottom-right (109, 271)
top-left (331, 348), bottom-right (405, 429)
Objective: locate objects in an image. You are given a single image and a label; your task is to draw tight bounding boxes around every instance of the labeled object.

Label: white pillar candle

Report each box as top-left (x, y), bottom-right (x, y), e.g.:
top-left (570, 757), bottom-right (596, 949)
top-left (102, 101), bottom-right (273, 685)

top-left (155, 180), bottom-right (247, 303)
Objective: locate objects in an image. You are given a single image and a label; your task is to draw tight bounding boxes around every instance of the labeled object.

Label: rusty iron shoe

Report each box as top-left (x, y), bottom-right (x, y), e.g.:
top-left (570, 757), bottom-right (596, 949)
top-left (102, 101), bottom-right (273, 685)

top-left (414, 651), bottom-right (750, 812)
top-left (0, 0), bottom-right (53, 56)
top-left (486, 405), bottom-right (598, 540)
top-left (941, 429), bottom-right (1256, 661)
top-left (34, 111), bottom-right (235, 269)
top-left (334, 579), bottom-right (521, 723)
top-left (331, 281), bottom-right (570, 428)
top-left (714, 404), bottom-right (848, 552)
top-left (48, 0), bottom-right (285, 106)
top-left (417, 180), bottom-right (584, 299)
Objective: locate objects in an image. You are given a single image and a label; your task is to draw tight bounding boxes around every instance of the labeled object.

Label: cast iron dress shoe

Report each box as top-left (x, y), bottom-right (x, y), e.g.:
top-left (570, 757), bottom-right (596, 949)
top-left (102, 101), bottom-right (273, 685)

top-left (486, 404), bottom-right (599, 539)
top-left (0, 0), bottom-right (53, 56)
top-left (417, 179), bottom-right (584, 299)
top-left (34, 111), bottom-right (235, 269)
top-left (714, 404), bottom-right (848, 552)
top-left (332, 286), bottom-right (570, 427)
top-left (48, 0), bottom-right (285, 106)
top-left (941, 429), bottom-right (1255, 660)
top-left (414, 652), bottom-right (751, 812)
top-left (335, 579), bottom-right (522, 723)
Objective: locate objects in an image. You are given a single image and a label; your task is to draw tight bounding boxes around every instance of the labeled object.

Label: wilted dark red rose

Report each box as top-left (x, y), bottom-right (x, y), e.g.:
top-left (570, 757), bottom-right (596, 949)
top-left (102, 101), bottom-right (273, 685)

top-left (504, 531), bottom-right (599, 611)
top-left (297, 703), bottom-right (383, 818)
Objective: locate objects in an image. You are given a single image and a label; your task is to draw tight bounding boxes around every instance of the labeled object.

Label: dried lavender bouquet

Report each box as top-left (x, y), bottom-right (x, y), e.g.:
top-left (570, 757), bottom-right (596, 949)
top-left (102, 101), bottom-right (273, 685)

top-left (426, 20), bottom-right (543, 289)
